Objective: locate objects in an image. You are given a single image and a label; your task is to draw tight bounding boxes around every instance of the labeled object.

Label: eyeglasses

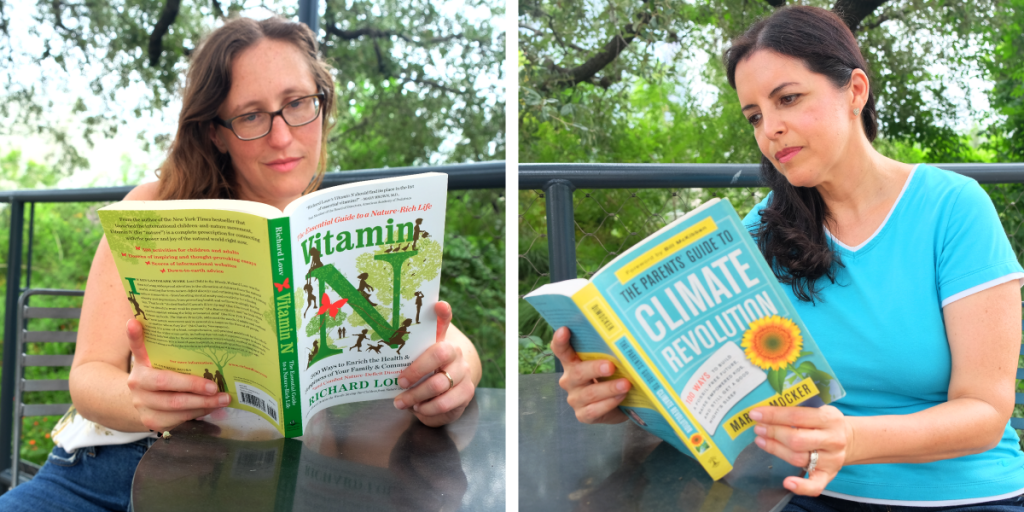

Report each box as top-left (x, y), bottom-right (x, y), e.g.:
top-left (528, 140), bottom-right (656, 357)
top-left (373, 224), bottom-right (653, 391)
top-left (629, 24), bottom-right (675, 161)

top-left (215, 92), bottom-right (324, 141)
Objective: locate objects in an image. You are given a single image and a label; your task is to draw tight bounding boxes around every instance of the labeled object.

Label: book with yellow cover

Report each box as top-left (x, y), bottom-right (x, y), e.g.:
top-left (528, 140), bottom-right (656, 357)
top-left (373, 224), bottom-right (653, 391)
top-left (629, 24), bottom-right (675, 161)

top-left (98, 172), bottom-right (447, 438)
top-left (524, 198), bottom-right (844, 480)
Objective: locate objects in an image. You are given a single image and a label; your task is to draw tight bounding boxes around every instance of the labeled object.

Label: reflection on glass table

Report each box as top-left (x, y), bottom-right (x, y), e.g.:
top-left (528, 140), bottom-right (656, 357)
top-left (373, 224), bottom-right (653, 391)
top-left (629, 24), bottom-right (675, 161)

top-left (132, 388), bottom-right (504, 512)
top-left (520, 374), bottom-right (801, 512)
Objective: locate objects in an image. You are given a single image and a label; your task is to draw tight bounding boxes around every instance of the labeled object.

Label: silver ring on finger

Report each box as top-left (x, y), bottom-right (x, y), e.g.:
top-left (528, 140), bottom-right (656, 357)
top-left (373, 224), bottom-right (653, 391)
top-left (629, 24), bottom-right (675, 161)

top-left (435, 368), bottom-right (454, 391)
top-left (804, 449), bottom-right (818, 474)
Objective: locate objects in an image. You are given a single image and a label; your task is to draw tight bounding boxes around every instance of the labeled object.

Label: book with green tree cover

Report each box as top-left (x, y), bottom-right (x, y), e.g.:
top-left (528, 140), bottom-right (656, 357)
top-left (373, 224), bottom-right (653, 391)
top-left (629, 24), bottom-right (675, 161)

top-left (98, 173), bottom-right (447, 437)
top-left (525, 198), bottom-right (844, 480)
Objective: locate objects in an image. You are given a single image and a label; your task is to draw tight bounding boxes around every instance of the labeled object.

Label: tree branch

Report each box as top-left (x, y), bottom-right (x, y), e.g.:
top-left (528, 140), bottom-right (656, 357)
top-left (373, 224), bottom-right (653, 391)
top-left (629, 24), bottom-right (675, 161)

top-left (860, 6), bottom-right (907, 32)
top-left (519, 23), bottom-right (541, 34)
top-left (324, 24), bottom-right (471, 47)
top-left (0, 0), bottom-right (8, 36)
top-left (148, 0), bottom-right (180, 67)
top-left (401, 74), bottom-right (464, 95)
top-left (832, 0), bottom-right (889, 32)
top-left (545, 15), bottom-right (588, 53)
top-left (373, 39), bottom-right (388, 76)
top-left (48, 0), bottom-right (82, 40)
top-left (543, 12), bottom-right (652, 91)
top-left (210, 0), bottom-right (224, 20)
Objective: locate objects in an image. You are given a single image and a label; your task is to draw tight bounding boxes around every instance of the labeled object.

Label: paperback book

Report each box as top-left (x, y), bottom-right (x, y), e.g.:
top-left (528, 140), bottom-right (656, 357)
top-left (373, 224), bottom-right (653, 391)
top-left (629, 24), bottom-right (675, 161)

top-left (525, 198), bottom-right (844, 480)
top-left (98, 172), bottom-right (447, 437)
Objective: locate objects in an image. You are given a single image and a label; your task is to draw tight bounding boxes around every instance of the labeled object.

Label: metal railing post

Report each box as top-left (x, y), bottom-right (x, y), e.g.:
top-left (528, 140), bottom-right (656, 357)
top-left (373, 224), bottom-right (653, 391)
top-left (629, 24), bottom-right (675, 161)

top-left (543, 179), bottom-right (577, 282)
top-left (543, 180), bottom-right (576, 373)
top-left (298, 0), bottom-right (319, 34)
top-left (1, 200), bottom-right (25, 473)
top-left (25, 204), bottom-right (34, 291)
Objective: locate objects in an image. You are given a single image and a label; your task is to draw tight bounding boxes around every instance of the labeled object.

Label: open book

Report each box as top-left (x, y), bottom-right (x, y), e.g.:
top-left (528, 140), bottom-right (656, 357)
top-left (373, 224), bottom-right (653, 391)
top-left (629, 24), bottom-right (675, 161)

top-left (98, 172), bottom-right (447, 437)
top-left (525, 198), bottom-right (844, 480)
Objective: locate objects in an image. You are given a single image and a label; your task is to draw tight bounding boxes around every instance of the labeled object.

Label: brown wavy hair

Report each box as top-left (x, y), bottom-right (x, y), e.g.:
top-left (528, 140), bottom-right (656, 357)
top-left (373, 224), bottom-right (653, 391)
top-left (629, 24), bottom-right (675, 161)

top-left (157, 17), bottom-right (336, 200)
top-left (725, 6), bottom-right (877, 302)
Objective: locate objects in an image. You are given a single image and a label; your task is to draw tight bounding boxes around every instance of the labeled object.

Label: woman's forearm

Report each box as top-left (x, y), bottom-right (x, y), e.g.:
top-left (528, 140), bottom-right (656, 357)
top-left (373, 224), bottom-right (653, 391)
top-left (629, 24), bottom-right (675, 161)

top-left (69, 361), bottom-right (148, 433)
top-left (845, 396), bottom-right (1008, 465)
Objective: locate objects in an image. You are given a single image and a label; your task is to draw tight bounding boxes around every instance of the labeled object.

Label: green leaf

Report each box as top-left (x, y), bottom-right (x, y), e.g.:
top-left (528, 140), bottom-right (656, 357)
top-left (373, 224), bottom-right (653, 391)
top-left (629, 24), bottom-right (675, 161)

top-left (767, 368), bottom-right (786, 395)
top-left (806, 369), bottom-right (835, 404)
top-left (796, 361), bottom-right (818, 374)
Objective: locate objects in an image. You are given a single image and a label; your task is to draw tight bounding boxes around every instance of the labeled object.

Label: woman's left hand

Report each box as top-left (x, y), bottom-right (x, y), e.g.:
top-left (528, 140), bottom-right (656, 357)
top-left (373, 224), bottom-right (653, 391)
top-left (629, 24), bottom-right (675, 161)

top-left (751, 405), bottom-right (853, 496)
top-left (393, 301), bottom-right (477, 427)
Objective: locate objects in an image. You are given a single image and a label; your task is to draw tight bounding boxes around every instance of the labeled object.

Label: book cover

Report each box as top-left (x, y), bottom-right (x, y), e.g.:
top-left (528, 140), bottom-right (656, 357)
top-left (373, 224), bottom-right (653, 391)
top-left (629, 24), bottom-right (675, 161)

top-left (525, 198), bottom-right (844, 480)
top-left (98, 173), bottom-right (447, 437)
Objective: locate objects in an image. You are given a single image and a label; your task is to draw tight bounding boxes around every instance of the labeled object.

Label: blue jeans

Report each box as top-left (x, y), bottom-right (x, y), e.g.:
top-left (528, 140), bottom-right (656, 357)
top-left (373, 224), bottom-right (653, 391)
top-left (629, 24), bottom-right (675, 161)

top-left (785, 493), bottom-right (1024, 512)
top-left (0, 438), bottom-right (157, 512)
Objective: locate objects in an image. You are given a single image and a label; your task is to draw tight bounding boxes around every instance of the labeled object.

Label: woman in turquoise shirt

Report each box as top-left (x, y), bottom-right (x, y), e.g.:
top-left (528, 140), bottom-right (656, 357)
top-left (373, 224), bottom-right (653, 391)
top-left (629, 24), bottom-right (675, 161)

top-left (553, 5), bottom-right (1024, 509)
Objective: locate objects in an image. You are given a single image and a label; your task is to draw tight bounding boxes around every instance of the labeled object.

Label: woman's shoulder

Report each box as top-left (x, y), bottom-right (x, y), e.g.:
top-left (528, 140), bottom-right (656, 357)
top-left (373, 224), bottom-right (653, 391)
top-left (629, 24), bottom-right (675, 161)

top-left (122, 181), bottom-right (162, 201)
top-left (911, 163), bottom-right (978, 195)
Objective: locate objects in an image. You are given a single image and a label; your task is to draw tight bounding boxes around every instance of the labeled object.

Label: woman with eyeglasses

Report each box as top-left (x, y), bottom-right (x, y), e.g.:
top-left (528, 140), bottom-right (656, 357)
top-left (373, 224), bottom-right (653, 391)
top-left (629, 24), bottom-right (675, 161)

top-left (0, 17), bottom-right (481, 512)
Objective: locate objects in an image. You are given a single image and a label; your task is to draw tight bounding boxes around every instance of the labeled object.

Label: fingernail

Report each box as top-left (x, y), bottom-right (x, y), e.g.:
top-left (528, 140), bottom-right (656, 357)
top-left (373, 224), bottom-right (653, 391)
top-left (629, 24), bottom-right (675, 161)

top-left (755, 436), bottom-right (766, 448)
top-left (398, 378), bottom-right (410, 389)
top-left (754, 425), bottom-right (766, 436)
top-left (616, 380), bottom-right (629, 392)
top-left (601, 363), bottom-right (612, 376)
top-left (784, 479), bottom-right (796, 490)
top-left (394, 398), bottom-right (406, 410)
top-left (412, 403), bottom-right (420, 412)
top-left (219, 394), bottom-right (230, 406)
top-left (206, 383), bottom-right (217, 394)
top-left (749, 410), bottom-right (763, 421)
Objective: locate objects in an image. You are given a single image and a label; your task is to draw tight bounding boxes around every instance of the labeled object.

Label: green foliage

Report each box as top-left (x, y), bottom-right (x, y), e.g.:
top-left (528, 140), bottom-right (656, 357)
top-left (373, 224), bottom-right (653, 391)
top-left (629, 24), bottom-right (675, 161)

top-left (521, 0), bottom-right (1002, 163)
top-left (0, 152), bottom-right (104, 463)
top-left (984, 0), bottom-right (1024, 161)
top-left (518, 335), bottom-right (553, 374)
top-left (2, 0), bottom-right (503, 173)
top-left (441, 190), bottom-right (505, 388)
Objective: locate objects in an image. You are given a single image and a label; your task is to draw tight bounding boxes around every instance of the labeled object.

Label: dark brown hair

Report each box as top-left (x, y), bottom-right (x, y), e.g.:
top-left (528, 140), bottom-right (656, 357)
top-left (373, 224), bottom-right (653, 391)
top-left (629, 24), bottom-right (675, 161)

top-left (158, 17), bottom-right (336, 200)
top-left (725, 5), bottom-right (877, 302)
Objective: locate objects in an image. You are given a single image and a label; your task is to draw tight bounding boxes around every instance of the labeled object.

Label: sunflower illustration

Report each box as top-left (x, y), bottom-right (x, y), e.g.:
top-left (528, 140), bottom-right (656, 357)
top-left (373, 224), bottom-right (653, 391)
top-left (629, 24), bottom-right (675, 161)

top-left (741, 316), bottom-right (803, 371)
top-left (690, 433), bottom-right (703, 446)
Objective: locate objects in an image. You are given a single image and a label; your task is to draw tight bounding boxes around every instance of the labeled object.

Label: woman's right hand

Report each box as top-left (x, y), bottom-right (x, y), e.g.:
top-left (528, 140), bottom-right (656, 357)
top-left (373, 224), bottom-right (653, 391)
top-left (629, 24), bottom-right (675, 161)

top-left (124, 319), bottom-right (231, 431)
top-left (550, 326), bottom-right (631, 424)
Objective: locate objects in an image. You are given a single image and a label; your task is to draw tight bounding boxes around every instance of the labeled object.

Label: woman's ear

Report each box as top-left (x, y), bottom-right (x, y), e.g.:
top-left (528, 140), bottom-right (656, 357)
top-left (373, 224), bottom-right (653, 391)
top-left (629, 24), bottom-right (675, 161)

top-left (849, 68), bottom-right (870, 113)
top-left (209, 123), bottom-right (228, 154)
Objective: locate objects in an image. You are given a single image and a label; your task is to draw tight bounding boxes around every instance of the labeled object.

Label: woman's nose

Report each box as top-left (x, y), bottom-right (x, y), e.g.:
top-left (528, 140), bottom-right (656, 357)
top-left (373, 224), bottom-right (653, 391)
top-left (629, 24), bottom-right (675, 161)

top-left (762, 112), bottom-right (786, 139)
top-left (266, 114), bottom-right (293, 147)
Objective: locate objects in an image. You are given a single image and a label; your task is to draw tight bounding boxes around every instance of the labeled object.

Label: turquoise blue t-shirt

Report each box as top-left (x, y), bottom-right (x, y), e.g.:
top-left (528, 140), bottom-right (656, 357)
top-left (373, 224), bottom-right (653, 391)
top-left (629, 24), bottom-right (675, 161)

top-left (742, 164), bottom-right (1024, 504)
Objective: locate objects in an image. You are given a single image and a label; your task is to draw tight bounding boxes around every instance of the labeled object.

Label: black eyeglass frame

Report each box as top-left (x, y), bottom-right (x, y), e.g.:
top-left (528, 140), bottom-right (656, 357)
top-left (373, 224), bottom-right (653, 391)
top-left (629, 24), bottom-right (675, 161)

top-left (214, 91), bottom-right (326, 141)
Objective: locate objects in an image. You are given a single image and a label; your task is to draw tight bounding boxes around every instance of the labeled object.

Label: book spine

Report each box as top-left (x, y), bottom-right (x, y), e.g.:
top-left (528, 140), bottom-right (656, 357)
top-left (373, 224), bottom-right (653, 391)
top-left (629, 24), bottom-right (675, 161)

top-left (269, 217), bottom-right (303, 437)
top-left (573, 282), bottom-right (732, 480)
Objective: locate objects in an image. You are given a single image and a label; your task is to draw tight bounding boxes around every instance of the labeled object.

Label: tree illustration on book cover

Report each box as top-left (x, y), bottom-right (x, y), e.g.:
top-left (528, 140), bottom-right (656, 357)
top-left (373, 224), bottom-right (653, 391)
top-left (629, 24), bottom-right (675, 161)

top-left (741, 315), bottom-right (837, 403)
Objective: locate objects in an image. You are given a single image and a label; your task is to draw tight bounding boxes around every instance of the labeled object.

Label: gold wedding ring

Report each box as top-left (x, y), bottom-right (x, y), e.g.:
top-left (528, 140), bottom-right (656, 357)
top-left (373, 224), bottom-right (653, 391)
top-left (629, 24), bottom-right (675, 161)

top-left (435, 368), bottom-right (454, 391)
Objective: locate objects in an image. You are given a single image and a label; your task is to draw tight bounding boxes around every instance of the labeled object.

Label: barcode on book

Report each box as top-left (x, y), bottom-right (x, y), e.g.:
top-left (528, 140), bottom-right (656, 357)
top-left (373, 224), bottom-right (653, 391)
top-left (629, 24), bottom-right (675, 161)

top-left (234, 383), bottom-right (279, 423)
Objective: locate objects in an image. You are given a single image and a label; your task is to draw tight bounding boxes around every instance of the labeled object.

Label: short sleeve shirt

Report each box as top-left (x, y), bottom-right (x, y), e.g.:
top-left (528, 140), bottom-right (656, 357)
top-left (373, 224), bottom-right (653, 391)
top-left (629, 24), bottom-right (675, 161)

top-left (742, 164), bottom-right (1024, 504)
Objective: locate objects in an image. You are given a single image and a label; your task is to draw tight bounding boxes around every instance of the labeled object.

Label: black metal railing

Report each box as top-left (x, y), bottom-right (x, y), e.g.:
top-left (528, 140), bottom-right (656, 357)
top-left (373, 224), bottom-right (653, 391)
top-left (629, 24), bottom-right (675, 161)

top-left (0, 160), bottom-right (505, 473)
top-left (518, 163), bottom-right (1024, 372)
